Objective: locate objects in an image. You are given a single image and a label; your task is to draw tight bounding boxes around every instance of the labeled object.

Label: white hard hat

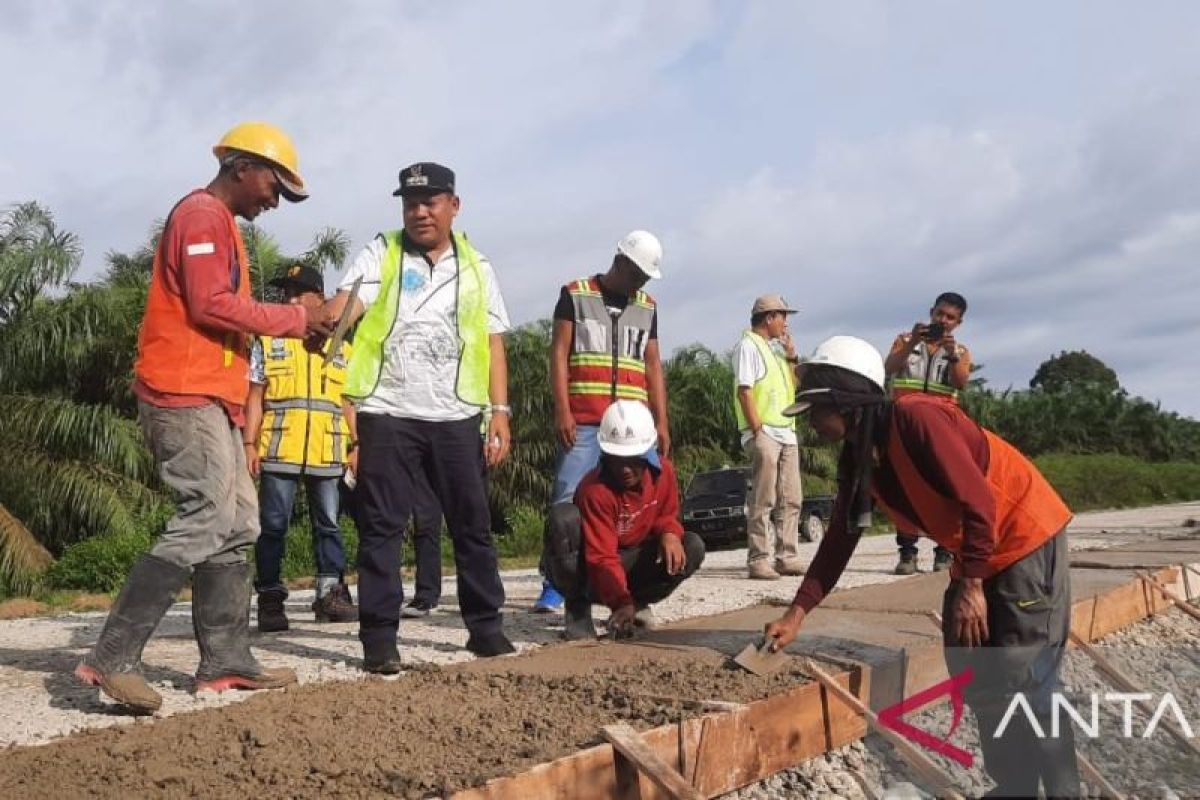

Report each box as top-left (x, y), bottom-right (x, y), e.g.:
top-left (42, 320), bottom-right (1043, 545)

top-left (616, 230), bottom-right (663, 280)
top-left (598, 400), bottom-right (658, 457)
top-left (783, 336), bottom-right (886, 416)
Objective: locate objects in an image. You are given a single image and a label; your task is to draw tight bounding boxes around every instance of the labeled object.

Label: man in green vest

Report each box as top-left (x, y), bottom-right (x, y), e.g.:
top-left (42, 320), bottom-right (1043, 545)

top-left (323, 162), bottom-right (514, 673)
top-left (733, 295), bottom-right (805, 580)
top-left (244, 264), bottom-right (359, 633)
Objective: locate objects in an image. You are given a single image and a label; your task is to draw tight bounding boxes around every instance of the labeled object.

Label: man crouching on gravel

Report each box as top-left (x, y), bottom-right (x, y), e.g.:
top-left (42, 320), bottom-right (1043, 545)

top-left (543, 400), bottom-right (705, 640)
top-left (762, 336), bottom-right (1079, 799)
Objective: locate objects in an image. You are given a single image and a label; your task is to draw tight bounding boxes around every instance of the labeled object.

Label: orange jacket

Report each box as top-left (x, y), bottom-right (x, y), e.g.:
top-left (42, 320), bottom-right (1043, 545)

top-left (875, 396), bottom-right (1071, 579)
top-left (135, 193), bottom-right (253, 407)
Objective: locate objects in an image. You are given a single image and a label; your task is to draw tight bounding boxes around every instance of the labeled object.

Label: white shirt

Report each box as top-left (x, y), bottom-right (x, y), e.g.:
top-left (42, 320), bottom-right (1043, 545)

top-left (733, 335), bottom-right (798, 446)
top-left (340, 235), bottom-right (510, 421)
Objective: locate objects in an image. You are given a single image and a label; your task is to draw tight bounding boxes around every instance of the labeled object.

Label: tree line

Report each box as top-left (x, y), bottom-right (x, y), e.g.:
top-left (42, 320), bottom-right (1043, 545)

top-left (1, 201), bottom-right (1197, 594)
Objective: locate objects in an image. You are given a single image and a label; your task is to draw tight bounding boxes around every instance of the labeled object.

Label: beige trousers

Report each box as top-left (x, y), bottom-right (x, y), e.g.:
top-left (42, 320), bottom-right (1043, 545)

top-left (743, 433), bottom-right (803, 566)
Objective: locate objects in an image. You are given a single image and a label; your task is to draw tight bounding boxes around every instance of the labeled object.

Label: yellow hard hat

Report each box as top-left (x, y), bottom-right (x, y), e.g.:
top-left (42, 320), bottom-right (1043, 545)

top-left (213, 122), bottom-right (308, 202)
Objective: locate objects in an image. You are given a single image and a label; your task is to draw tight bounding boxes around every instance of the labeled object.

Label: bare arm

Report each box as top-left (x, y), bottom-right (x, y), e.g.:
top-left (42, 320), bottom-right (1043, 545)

top-left (948, 348), bottom-right (972, 390)
top-left (243, 382), bottom-right (265, 477)
top-left (884, 332), bottom-right (916, 377)
top-left (321, 290), bottom-right (365, 333)
top-left (485, 334), bottom-right (511, 467)
top-left (550, 319), bottom-right (575, 448)
top-left (644, 339), bottom-right (670, 456)
top-left (737, 385), bottom-right (761, 434)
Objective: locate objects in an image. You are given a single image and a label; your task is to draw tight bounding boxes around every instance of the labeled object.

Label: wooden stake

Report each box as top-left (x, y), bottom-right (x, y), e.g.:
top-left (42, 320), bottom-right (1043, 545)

top-left (1137, 571), bottom-right (1200, 623)
top-left (1077, 752), bottom-right (1125, 799)
top-left (603, 722), bottom-right (703, 800)
top-left (802, 659), bottom-right (965, 800)
top-left (1068, 630), bottom-right (1200, 758)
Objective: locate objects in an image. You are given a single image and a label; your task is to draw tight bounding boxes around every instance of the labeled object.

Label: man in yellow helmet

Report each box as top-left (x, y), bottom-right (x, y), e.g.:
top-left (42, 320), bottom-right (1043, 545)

top-left (75, 122), bottom-right (331, 714)
top-left (322, 162), bottom-right (514, 673)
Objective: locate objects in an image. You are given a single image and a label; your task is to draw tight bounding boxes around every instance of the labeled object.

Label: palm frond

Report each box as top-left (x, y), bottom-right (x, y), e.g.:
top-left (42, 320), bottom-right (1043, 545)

top-left (0, 501), bottom-right (54, 595)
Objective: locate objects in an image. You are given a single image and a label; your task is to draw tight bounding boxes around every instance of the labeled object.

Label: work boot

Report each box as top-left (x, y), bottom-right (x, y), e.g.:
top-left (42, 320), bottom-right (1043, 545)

top-left (933, 550), bottom-right (954, 572)
top-left (562, 599), bottom-right (597, 641)
top-left (192, 562), bottom-right (297, 694)
top-left (74, 554), bottom-right (191, 714)
top-left (531, 579), bottom-right (564, 613)
top-left (466, 630), bottom-right (516, 657)
top-left (774, 559), bottom-right (806, 577)
top-left (256, 588), bottom-right (289, 633)
top-left (894, 553), bottom-right (918, 575)
top-left (363, 640), bottom-right (402, 675)
top-left (312, 583), bottom-right (358, 623)
top-left (633, 605), bottom-right (658, 631)
top-left (748, 560), bottom-right (781, 581)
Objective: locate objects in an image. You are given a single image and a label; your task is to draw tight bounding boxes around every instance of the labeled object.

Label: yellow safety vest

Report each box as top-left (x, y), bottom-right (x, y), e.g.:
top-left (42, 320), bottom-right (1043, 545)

top-left (734, 330), bottom-right (796, 432)
top-left (257, 337), bottom-right (352, 477)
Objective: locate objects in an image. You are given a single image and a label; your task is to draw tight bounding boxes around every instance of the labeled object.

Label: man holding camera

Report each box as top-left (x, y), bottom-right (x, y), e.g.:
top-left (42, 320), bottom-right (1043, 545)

top-left (883, 292), bottom-right (972, 575)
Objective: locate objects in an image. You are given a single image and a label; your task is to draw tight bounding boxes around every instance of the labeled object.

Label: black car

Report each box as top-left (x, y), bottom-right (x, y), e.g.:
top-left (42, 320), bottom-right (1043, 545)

top-left (681, 467), bottom-right (833, 550)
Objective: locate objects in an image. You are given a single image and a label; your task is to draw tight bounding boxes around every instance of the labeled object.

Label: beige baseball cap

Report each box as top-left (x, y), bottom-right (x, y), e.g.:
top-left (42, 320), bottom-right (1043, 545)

top-left (751, 294), bottom-right (798, 316)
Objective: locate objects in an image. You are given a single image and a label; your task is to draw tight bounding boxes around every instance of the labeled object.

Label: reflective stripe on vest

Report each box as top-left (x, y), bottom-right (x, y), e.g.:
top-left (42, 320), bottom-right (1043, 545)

top-left (565, 277), bottom-right (656, 425)
top-left (888, 339), bottom-right (959, 402)
top-left (135, 191), bottom-right (252, 405)
top-left (873, 395), bottom-right (1072, 579)
top-left (344, 230), bottom-right (490, 406)
top-left (257, 337), bottom-right (352, 477)
top-left (733, 331), bottom-right (796, 431)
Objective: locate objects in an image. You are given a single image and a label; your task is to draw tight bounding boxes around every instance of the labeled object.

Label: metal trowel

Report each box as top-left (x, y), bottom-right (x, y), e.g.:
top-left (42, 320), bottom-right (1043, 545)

top-left (731, 636), bottom-right (788, 676)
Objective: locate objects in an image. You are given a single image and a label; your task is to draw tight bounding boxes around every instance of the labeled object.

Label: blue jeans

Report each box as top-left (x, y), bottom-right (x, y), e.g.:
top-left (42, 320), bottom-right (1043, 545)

top-left (550, 425), bottom-right (660, 504)
top-left (254, 472), bottom-right (347, 592)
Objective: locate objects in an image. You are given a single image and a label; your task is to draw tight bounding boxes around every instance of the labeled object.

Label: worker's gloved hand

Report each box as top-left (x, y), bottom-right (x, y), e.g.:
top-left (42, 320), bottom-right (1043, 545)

top-left (763, 606), bottom-right (806, 652)
top-left (608, 604), bottom-right (637, 639)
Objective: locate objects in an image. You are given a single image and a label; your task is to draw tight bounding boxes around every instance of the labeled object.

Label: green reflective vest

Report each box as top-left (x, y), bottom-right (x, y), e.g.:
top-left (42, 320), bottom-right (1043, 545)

top-left (734, 330), bottom-right (796, 431)
top-left (344, 230), bottom-right (490, 406)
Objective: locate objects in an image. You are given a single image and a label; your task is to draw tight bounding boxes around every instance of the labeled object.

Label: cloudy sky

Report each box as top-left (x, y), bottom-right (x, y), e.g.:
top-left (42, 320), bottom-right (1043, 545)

top-left (3, 1), bottom-right (1198, 416)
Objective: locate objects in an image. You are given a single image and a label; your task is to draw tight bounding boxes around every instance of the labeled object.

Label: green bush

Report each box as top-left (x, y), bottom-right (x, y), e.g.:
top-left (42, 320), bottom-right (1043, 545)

top-left (1036, 453), bottom-right (1200, 512)
top-left (47, 505), bottom-right (169, 591)
top-left (494, 503), bottom-right (545, 560)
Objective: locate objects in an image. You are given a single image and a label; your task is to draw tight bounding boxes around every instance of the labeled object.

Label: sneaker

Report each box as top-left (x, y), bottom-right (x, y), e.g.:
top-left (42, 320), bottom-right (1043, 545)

top-left (748, 561), bottom-right (781, 581)
top-left (466, 631), bottom-right (516, 657)
top-left (257, 589), bottom-right (289, 633)
top-left (312, 584), bottom-right (358, 623)
top-left (400, 599), bottom-right (437, 619)
top-left (531, 580), bottom-right (564, 613)
top-left (633, 606), bottom-right (658, 630)
top-left (933, 551), bottom-right (953, 572)
top-left (894, 554), bottom-right (918, 576)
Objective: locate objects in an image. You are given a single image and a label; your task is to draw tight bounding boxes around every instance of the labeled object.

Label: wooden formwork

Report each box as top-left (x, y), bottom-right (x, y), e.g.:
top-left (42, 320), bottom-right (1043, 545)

top-left (453, 562), bottom-right (1196, 800)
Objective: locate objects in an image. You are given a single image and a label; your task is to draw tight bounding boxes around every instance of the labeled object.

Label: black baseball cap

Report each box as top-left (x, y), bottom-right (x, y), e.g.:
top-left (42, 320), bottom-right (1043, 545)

top-left (392, 162), bottom-right (455, 197)
top-left (269, 264), bottom-right (324, 295)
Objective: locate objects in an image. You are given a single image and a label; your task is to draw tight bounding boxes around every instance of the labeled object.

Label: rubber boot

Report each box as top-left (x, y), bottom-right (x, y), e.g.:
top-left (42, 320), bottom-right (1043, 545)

top-left (932, 550), bottom-right (954, 572)
top-left (74, 554), bottom-right (191, 713)
top-left (562, 599), bottom-right (597, 641)
top-left (192, 562), bottom-right (297, 693)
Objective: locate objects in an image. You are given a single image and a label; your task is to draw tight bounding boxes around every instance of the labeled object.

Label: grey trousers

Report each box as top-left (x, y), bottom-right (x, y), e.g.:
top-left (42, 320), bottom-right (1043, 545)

top-left (139, 401), bottom-right (259, 568)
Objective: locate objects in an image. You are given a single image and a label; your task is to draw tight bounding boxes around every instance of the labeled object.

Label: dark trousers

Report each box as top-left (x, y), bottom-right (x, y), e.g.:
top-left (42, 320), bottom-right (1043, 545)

top-left (544, 503), bottom-right (705, 607)
top-left (254, 472), bottom-right (346, 591)
top-left (409, 472), bottom-right (444, 607)
top-left (355, 414), bottom-right (505, 649)
top-left (942, 530), bottom-right (1079, 798)
top-left (896, 533), bottom-right (950, 560)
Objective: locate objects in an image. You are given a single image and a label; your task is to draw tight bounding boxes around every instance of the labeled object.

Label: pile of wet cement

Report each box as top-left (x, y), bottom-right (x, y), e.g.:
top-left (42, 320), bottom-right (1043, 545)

top-left (0, 654), bottom-right (810, 798)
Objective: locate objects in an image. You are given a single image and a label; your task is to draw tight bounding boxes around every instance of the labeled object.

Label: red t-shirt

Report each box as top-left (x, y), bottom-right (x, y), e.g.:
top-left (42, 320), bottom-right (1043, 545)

top-left (575, 457), bottom-right (684, 609)
top-left (133, 190), bottom-right (305, 426)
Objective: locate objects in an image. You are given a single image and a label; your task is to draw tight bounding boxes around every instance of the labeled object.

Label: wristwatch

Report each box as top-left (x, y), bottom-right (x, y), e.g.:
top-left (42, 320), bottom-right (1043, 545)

top-left (490, 404), bottom-right (513, 416)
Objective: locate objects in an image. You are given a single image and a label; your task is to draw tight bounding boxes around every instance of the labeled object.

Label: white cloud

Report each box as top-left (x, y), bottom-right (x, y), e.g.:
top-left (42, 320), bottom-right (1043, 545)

top-left (1, 0), bottom-right (1198, 417)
